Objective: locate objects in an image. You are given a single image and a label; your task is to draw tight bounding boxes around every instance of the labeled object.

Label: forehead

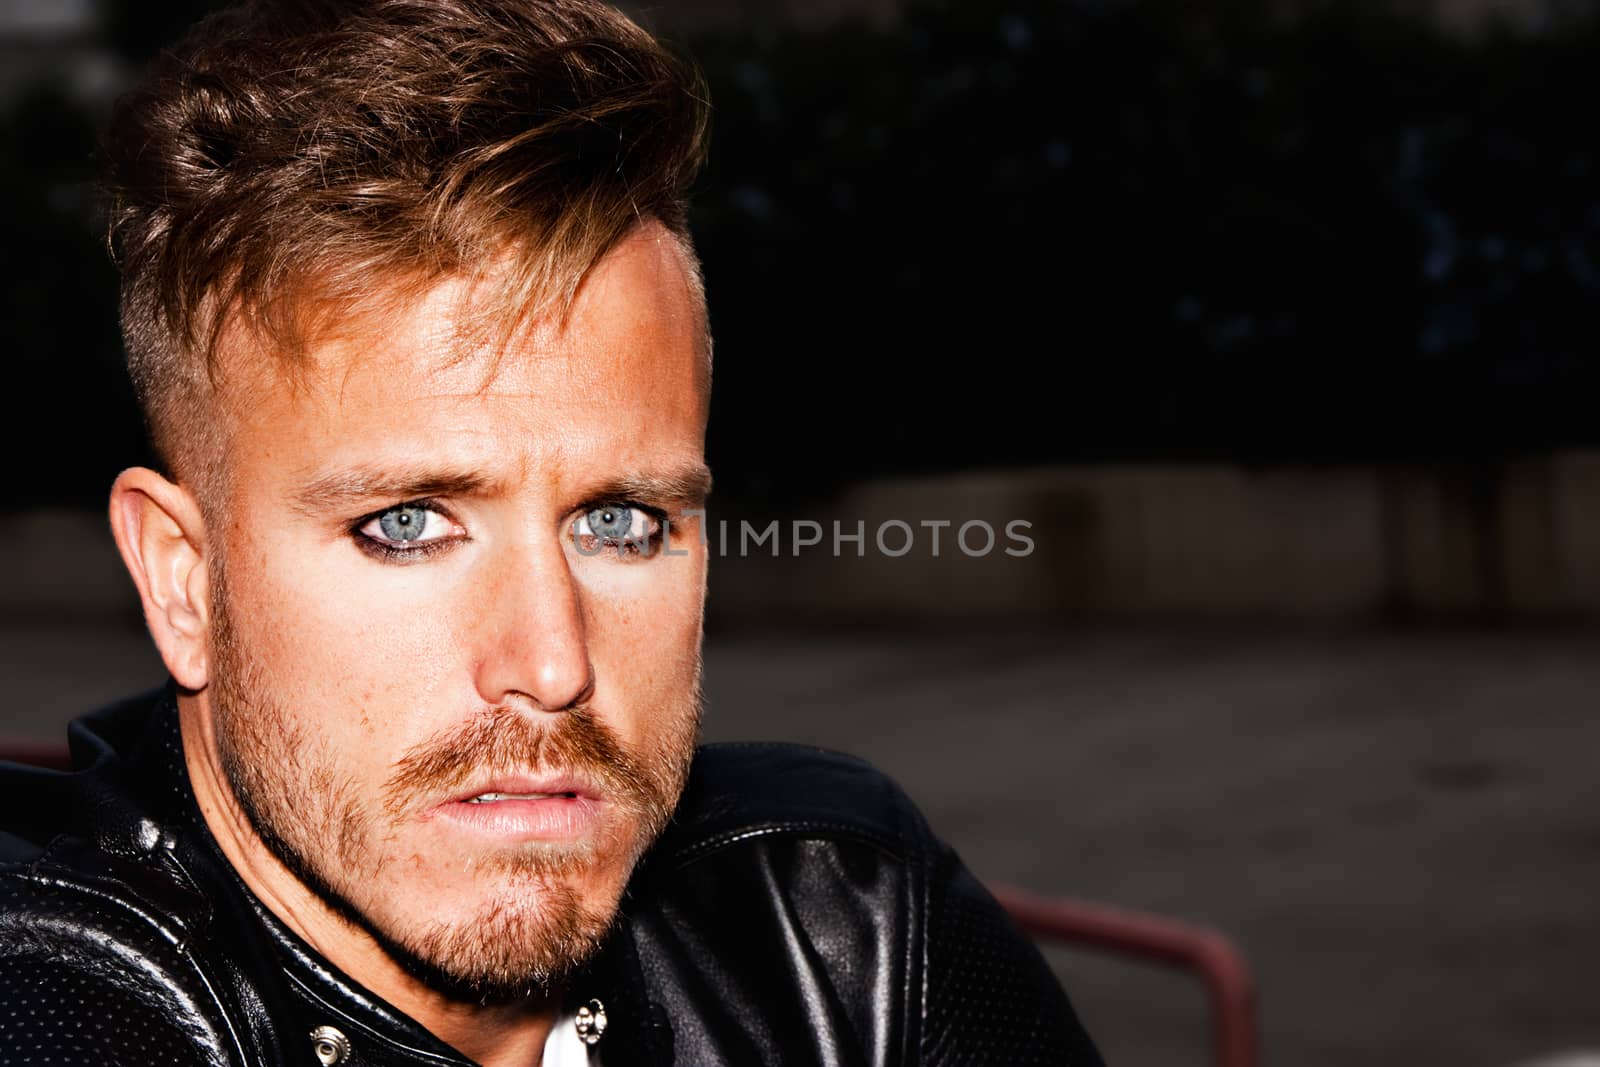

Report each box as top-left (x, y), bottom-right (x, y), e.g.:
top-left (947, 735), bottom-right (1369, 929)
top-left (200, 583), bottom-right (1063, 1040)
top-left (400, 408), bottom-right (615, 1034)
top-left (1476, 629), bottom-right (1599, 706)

top-left (217, 225), bottom-right (708, 482)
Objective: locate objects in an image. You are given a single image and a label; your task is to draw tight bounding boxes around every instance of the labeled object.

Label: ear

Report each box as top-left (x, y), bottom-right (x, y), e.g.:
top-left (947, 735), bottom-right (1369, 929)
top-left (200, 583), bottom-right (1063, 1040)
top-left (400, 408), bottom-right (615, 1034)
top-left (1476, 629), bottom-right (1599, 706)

top-left (108, 467), bottom-right (213, 691)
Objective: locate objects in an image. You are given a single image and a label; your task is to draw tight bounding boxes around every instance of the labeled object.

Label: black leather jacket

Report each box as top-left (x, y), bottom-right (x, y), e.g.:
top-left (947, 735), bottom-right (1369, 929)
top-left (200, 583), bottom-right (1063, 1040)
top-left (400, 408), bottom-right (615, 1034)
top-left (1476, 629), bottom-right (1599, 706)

top-left (0, 690), bottom-right (1102, 1066)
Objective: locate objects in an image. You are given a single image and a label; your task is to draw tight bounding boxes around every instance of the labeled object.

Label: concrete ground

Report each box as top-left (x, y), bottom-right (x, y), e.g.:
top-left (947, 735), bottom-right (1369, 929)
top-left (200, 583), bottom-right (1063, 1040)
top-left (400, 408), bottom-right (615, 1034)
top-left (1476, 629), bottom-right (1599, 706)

top-left (3, 621), bottom-right (1597, 1066)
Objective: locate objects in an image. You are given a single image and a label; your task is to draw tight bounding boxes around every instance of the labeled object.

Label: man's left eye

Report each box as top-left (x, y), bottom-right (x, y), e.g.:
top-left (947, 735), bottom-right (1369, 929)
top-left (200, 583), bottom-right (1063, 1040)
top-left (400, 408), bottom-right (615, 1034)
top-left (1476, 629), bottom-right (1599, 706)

top-left (360, 504), bottom-right (455, 546)
top-left (572, 504), bottom-right (661, 552)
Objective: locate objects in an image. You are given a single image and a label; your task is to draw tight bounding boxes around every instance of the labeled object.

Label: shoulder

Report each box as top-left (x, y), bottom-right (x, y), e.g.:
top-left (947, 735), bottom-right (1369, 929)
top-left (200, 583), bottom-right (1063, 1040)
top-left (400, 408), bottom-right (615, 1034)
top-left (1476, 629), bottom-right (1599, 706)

top-left (623, 744), bottom-right (940, 1062)
top-left (0, 836), bottom-right (252, 1065)
top-left (656, 741), bottom-right (933, 866)
top-left (631, 742), bottom-right (1105, 1066)
top-left (0, 692), bottom-right (269, 1067)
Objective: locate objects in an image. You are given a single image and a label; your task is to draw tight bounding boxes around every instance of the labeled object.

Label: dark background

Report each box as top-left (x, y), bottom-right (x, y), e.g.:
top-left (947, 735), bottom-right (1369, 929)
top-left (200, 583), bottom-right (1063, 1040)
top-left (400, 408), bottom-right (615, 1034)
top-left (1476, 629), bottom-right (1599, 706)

top-left (7, 0), bottom-right (1600, 507)
top-left (4, 1), bottom-right (1598, 1064)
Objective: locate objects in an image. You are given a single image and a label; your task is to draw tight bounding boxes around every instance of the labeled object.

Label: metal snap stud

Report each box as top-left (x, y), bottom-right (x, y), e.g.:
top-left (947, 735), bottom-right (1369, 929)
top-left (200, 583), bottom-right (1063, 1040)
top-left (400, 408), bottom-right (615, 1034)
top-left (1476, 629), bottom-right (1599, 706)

top-left (134, 819), bottom-right (162, 852)
top-left (309, 1024), bottom-right (351, 1065)
top-left (574, 998), bottom-right (608, 1046)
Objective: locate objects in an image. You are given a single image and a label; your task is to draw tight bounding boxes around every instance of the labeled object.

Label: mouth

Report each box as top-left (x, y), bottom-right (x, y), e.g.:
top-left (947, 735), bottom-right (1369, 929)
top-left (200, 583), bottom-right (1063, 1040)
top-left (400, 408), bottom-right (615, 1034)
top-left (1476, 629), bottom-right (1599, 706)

top-left (446, 774), bottom-right (596, 805)
top-left (429, 775), bottom-right (602, 841)
top-left (463, 790), bottom-right (579, 803)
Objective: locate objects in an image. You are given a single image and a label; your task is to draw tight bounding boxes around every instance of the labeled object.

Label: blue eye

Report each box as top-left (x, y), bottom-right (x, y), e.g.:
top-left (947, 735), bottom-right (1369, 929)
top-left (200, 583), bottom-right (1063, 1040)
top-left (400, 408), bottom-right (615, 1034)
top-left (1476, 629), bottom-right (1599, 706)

top-left (357, 503), bottom-right (460, 559)
top-left (586, 506), bottom-right (634, 541)
top-left (379, 506), bottom-right (429, 542)
top-left (572, 503), bottom-right (662, 557)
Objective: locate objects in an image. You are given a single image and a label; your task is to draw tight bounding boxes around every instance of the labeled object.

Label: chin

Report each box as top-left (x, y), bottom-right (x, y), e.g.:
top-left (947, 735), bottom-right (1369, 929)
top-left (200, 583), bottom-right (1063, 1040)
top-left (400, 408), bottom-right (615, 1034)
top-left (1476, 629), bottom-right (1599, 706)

top-left (368, 846), bottom-right (637, 995)
top-left (358, 869), bottom-right (615, 1002)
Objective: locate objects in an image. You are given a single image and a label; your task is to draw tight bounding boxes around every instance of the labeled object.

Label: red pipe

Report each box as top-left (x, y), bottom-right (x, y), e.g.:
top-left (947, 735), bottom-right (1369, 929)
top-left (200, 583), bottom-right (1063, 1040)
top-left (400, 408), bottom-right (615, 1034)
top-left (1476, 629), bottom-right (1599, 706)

top-left (990, 882), bottom-right (1259, 1067)
top-left (0, 742), bottom-right (73, 772)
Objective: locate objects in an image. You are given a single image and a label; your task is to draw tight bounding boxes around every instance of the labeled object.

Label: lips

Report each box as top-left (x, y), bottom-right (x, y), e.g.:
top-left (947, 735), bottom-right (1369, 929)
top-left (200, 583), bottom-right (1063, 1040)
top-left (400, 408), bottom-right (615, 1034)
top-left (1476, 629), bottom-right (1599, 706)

top-left (445, 775), bottom-right (596, 805)
top-left (464, 791), bottom-right (575, 803)
top-left (430, 773), bottom-right (602, 841)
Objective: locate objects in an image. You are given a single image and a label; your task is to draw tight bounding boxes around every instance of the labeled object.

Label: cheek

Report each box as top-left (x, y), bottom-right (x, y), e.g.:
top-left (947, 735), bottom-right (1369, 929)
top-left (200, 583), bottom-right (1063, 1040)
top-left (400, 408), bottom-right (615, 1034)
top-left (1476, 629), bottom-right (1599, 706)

top-left (577, 557), bottom-right (705, 722)
top-left (220, 530), bottom-right (463, 737)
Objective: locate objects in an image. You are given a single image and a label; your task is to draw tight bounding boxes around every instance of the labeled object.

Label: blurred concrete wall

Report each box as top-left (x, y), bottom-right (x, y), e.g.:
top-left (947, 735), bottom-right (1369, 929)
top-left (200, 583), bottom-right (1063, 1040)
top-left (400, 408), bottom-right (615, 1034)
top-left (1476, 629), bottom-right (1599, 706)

top-left (3, 509), bottom-right (138, 621)
top-left (706, 451), bottom-right (1600, 624)
top-left (11, 452), bottom-right (1600, 625)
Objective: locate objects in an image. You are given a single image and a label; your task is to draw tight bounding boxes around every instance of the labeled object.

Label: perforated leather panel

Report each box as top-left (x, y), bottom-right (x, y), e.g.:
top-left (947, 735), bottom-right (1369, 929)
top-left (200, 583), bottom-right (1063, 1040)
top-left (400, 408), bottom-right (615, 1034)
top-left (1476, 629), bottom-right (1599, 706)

top-left (922, 858), bottom-right (1103, 1065)
top-left (0, 957), bottom-right (200, 1065)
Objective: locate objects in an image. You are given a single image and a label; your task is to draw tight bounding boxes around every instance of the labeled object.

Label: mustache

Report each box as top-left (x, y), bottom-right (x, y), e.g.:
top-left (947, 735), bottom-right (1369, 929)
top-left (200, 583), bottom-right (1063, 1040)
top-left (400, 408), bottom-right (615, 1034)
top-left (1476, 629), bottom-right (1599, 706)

top-left (380, 705), bottom-right (668, 818)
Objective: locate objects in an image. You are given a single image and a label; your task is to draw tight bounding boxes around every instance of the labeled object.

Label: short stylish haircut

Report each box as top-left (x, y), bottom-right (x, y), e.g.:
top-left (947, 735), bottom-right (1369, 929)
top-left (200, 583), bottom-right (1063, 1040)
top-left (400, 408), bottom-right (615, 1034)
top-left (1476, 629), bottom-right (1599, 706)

top-left (105, 0), bottom-right (709, 480)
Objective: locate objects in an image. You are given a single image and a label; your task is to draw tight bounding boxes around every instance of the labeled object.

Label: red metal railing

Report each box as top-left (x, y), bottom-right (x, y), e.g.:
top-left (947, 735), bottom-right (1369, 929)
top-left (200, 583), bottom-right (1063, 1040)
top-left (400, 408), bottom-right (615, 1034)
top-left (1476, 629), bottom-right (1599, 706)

top-left (991, 882), bottom-right (1259, 1067)
top-left (0, 742), bottom-right (73, 772)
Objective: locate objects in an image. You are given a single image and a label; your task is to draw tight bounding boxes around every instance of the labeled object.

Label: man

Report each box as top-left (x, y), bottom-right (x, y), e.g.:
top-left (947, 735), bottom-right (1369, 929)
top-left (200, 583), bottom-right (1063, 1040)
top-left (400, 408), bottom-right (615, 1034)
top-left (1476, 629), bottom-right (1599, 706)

top-left (0, 1), bottom-right (1101, 1064)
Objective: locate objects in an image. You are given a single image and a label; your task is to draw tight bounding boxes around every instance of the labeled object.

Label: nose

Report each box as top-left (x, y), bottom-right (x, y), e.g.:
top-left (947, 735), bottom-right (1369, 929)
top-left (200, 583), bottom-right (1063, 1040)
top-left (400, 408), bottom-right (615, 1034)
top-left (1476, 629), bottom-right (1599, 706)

top-left (471, 535), bottom-right (594, 713)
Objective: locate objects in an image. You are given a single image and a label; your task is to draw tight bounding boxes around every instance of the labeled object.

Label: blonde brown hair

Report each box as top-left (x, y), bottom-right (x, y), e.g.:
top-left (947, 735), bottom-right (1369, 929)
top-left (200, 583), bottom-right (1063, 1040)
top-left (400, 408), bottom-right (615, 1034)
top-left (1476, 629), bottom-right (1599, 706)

top-left (106, 0), bottom-right (709, 481)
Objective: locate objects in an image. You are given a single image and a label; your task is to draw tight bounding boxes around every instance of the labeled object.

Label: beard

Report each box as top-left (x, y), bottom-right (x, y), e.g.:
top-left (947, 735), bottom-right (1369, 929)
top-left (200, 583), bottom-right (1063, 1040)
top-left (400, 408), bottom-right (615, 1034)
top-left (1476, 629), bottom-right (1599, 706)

top-left (206, 564), bottom-right (701, 1002)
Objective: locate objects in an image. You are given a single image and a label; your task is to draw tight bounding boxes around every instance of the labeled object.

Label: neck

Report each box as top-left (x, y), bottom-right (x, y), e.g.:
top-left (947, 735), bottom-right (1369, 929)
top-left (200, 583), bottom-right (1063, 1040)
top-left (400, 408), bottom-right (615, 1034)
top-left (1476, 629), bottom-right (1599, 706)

top-left (175, 691), bottom-right (558, 1067)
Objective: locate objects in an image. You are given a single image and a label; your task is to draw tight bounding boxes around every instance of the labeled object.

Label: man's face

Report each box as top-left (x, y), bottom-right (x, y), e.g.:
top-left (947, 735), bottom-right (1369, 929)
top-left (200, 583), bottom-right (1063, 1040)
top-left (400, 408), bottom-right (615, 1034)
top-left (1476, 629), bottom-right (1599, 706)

top-left (202, 225), bottom-right (709, 997)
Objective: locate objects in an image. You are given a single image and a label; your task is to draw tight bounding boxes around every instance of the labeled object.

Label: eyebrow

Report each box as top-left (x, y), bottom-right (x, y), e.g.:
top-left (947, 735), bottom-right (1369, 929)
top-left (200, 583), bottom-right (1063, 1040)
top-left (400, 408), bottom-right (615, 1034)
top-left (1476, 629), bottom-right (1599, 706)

top-left (288, 465), bottom-right (495, 516)
top-left (581, 464), bottom-right (714, 510)
top-left (287, 461), bottom-right (713, 516)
